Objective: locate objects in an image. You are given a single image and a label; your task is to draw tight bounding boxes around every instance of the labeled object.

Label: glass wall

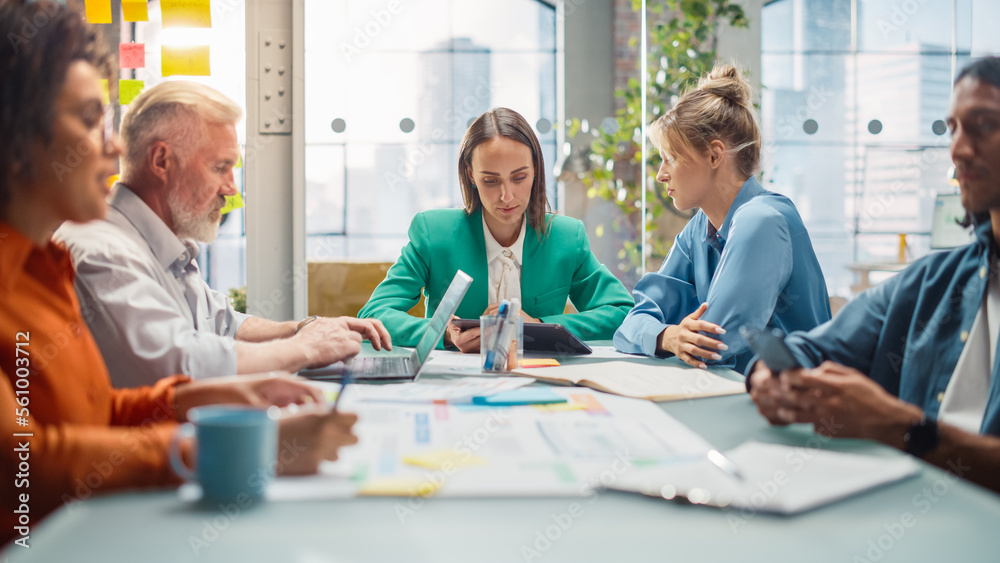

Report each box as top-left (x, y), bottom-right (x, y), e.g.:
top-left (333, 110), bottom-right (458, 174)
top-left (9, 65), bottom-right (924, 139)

top-left (760, 0), bottom-right (999, 296)
top-left (303, 0), bottom-right (559, 262)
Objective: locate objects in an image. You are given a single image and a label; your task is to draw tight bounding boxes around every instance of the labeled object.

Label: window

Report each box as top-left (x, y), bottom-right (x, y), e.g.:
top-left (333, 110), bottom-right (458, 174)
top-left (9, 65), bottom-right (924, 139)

top-left (760, 0), bottom-right (996, 296)
top-left (303, 0), bottom-right (559, 262)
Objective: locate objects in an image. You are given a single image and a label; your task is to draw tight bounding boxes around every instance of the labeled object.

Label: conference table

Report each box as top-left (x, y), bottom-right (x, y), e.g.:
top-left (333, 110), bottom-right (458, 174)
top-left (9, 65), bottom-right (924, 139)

top-left (5, 345), bottom-right (1000, 563)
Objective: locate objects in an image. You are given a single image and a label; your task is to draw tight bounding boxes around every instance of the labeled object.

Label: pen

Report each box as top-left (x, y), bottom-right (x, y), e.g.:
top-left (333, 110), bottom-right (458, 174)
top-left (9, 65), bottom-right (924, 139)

top-left (484, 300), bottom-right (510, 371)
top-left (707, 449), bottom-right (745, 481)
top-left (332, 372), bottom-right (353, 413)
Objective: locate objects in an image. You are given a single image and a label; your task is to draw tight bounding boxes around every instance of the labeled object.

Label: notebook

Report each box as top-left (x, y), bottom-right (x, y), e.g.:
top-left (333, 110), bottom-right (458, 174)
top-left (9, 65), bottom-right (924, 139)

top-left (298, 270), bottom-right (472, 381)
top-left (511, 360), bottom-right (746, 401)
top-left (609, 441), bottom-right (920, 514)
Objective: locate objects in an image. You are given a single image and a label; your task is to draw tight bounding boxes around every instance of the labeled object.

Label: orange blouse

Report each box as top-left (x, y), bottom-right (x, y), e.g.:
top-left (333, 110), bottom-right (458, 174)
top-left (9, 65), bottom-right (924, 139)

top-left (0, 223), bottom-right (189, 547)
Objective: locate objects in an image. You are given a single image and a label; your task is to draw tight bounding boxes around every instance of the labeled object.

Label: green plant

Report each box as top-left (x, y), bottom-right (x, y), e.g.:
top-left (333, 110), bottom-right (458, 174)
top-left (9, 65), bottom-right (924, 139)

top-left (570, 0), bottom-right (748, 276)
top-left (229, 285), bottom-right (247, 314)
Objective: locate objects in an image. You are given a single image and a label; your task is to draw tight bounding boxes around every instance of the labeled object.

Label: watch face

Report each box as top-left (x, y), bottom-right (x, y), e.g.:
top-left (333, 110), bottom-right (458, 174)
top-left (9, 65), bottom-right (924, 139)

top-left (904, 417), bottom-right (940, 458)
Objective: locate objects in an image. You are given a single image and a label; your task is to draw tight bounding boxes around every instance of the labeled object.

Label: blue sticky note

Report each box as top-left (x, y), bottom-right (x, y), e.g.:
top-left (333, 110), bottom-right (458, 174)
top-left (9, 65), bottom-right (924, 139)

top-left (472, 388), bottom-right (567, 406)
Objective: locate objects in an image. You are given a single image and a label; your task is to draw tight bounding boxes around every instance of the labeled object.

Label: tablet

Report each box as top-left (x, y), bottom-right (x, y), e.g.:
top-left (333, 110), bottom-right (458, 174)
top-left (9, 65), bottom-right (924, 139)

top-left (451, 319), bottom-right (592, 354)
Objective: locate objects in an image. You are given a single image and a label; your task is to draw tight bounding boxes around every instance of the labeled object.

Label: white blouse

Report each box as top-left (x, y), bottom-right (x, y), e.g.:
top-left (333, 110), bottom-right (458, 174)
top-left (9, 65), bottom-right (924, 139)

top-left (482, 214), bottom-right (526, 304)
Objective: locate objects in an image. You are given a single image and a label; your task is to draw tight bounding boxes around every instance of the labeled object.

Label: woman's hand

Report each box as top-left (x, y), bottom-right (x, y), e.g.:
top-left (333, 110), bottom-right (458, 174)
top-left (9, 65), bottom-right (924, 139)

top-left (656, 303), bottom-right (727, 368)
top-left (174, 372), bottom-right (324, 421)
top-left (483, 302), bottom-right (540, 324)
top-left (444, 316), bottom-right (481, 353)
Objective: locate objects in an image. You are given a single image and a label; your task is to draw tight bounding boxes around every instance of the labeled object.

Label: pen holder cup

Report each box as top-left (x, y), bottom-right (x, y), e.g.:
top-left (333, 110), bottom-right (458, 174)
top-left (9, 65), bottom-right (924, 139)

top-left (480, 315), bottom-right (523, 373)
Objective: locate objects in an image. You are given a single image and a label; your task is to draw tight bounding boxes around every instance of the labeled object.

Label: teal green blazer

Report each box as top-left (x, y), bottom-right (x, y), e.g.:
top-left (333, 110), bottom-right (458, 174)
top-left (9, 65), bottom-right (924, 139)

top-left (358, 208), bottom-right (634, 348)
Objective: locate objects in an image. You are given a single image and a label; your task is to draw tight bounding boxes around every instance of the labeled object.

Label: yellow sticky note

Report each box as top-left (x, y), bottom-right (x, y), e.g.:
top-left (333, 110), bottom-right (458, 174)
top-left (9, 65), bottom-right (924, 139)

top-left (402, 450), bottom-right (486, 470)
top-left (533, 402), bottom-right (587, 413)
top-left (234, 151), bottom-right (242, 168)
top-left (119, 79), bottom-right (144, 105)
top-left (220, 192), bottom-right (244, 215)
top-left (85, 0), bottom-right (112, 23)
top-left (161, 45), bottom-right (211, 76)
top-left (99, 79), bottom-right (110, 105)
top-left (519, 358), bottom-right (561, 368)
top-left (161, 0), bottom-right (212, 28)
top-left (107, 174), bottom-right (120, 189)
top-left (121, 0), bottom-right (149, 22)
top-left (358, 477), bottom-right (441, 497)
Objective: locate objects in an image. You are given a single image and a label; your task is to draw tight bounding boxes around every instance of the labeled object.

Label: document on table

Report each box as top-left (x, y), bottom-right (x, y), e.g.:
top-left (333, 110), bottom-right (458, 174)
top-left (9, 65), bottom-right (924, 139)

top-left (512, 361), bottom-right (746, 401)
top-left (608, 441), bottom-right (920, 514)
top-left (256, 387), bottom-right (714, 500)
top-left (349, 376), bottom-right (535, 403)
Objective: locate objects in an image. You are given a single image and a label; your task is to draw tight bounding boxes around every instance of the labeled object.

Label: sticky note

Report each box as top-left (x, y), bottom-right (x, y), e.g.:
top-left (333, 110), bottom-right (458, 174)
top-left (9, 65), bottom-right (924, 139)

top-left (119, 43), bottom-right (145, 69)
top-left (358, 477), bottom-right (441, 497)
top-left (99, 79), bottom-right (110, 105)
top-left (234, 151), bottom-right (242, 168)
top-left (472, 388), bottom-right (567, 406)
top-left (519, 358), bottom-right (560, 368)
top-left (161, 0), bottom-right (212, 28)
top-left (85, 0), bottom-right (112, 24)
top-left (161, 45), bottom-right (210, 76)
top-left (119, 79), bottom-right (144, 105)
top-left (220, 192), bottom-right (244, 215)
top-left (121, 0), bottom-right (149, 22)
top-left (402, 450), bottom-right (486, 470)
top-left (106, 174), bottom-right (120, 189)
top-left (532, 402), bottom-right (587, 413)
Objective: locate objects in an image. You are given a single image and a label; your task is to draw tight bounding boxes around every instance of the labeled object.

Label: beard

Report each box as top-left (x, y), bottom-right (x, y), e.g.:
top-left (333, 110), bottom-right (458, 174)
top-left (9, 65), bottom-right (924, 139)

top-left (168, 190), bottom-right (224, 243)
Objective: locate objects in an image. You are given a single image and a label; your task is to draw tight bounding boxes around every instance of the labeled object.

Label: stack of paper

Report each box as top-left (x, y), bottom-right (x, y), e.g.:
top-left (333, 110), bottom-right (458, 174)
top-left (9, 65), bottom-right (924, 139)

top-left (609, 441), bottom-right (920, 514)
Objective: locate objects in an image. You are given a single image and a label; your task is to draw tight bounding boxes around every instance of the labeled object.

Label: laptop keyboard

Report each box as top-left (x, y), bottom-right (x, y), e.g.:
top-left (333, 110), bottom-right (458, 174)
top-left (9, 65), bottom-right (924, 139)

top-left (348, 356), bottom-right (409, 377)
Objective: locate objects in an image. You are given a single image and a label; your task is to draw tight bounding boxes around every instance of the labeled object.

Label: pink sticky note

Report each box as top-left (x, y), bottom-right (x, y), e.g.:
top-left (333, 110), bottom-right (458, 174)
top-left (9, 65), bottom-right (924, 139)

top-left (119, 43), bottom-right (145, 69)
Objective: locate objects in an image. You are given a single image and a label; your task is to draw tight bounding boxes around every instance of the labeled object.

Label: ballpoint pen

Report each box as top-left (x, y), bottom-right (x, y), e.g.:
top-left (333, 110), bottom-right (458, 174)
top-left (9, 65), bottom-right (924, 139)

top-left (332, 372), bottom-right (353, 413)
top-left (707, 449), bottom-right (745, 481)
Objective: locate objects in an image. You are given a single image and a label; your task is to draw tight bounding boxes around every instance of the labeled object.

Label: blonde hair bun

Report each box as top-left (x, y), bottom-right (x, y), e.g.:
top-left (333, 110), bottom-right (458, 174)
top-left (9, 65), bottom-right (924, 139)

top-left (696, 63), bottom-right (753, 108)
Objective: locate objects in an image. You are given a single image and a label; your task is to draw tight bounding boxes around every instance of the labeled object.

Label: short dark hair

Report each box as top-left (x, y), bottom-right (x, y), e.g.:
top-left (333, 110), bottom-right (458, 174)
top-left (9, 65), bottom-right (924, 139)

top-left (457, 107), bottom-right (551, 238)
top-left (956, 56), bottom-right (1000, 90)
top-left (0, 0), bottom-right (110, 210)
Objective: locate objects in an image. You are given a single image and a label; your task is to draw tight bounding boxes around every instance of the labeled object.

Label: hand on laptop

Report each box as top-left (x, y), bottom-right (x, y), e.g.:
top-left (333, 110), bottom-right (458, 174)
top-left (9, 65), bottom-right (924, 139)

top-left (295, 318), bottom-right (364, 368)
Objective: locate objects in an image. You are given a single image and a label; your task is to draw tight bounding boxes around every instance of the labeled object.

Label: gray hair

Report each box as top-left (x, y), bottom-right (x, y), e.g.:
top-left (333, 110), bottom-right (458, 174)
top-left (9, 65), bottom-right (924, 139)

top-left (120, 81), bottom-right (241, 176)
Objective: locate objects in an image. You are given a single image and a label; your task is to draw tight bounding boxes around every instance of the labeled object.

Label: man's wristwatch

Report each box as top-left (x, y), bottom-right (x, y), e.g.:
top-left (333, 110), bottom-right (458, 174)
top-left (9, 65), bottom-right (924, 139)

top-left (903, 415), bottom-right (939, 458)
top-left (295, 315), bottom-right (320, 334)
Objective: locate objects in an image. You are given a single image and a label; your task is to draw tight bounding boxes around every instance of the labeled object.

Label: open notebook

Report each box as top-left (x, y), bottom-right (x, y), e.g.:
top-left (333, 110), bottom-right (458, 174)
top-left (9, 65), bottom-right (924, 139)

top-left (511, 360), bottom-right (746, 401)
top-left (608, 441), bottom-right (920, 514)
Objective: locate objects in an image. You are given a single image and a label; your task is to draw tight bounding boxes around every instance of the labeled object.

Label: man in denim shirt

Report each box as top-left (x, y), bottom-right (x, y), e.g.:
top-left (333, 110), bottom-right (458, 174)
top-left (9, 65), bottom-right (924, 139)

top-left (749, 57), bottom-right (1000, 493)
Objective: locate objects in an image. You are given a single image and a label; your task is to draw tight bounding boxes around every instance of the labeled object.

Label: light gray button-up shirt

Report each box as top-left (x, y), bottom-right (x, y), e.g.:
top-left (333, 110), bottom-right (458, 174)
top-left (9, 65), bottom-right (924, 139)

top-left (55, 183), bottom-right (249, 387)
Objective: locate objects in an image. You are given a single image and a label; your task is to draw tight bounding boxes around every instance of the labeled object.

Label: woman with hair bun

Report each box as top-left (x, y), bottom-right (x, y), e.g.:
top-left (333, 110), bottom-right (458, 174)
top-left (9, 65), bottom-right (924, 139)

top-left (614, 63), bottom-right (831, 373)
top-left (360, 107), bottom-right (633, 352)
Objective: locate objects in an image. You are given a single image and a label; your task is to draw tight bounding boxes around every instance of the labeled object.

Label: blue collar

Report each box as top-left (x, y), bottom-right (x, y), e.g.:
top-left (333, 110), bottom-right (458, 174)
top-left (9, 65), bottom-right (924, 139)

top-left (705, 176), bottom-right (766, 245)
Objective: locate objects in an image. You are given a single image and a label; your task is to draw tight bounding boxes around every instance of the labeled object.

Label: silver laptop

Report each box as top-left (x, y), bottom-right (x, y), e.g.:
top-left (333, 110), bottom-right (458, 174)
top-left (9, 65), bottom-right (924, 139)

top-left (298, 270), bottom-right (472, 381)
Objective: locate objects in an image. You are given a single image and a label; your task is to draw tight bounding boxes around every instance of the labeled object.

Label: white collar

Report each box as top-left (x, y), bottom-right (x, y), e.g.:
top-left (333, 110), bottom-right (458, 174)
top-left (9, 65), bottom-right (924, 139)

top-left (482, 213), bottom-right (526, 265)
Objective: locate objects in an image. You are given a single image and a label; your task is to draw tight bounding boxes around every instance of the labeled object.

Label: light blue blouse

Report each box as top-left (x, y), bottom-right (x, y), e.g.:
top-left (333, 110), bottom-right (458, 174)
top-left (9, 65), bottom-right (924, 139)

top-left (613, 176), bottom-right (831, 372)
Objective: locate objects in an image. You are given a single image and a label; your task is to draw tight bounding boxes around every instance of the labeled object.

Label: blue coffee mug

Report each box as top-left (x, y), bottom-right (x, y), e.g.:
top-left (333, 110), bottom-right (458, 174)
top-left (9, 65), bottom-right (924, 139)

top-left (170, 405), bottom-right (278, 505)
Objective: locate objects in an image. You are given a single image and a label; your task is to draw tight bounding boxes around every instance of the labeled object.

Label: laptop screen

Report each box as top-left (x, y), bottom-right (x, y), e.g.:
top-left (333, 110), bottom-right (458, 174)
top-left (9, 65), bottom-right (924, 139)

top-left (930, 193), bottom-right (974, 249)
top-left (412, 270), bottom-right (473, 365)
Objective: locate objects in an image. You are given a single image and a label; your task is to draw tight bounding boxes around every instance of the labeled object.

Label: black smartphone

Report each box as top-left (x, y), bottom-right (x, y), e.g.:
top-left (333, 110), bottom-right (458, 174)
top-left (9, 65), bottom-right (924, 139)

top-left (739, 327), bottom-right (801, 372)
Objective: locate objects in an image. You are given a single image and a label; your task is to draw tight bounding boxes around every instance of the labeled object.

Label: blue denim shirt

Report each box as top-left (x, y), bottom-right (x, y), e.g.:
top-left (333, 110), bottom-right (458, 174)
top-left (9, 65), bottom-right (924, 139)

top-left (614, 176), bottom-right (831, 372)
top-left (777, 219), bottom-right (1000, 436)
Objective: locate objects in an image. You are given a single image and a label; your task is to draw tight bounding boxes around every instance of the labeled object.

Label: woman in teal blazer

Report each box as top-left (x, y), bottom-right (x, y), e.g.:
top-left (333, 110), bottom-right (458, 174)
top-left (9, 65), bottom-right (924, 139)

top-left (359, 108), bottom-right (633, 350)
